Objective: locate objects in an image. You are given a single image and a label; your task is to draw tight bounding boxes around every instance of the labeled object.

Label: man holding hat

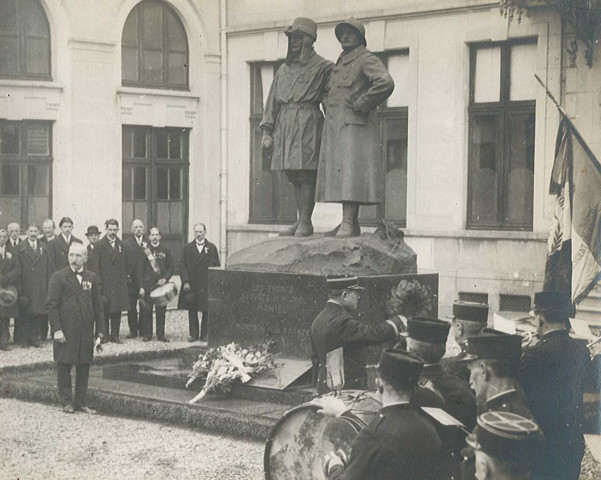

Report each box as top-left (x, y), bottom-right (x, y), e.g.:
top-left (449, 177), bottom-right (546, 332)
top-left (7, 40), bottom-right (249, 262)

top-left (310, 275), bottom-right (404, 394)
top-left (0, 227), bottom-right (20, 350)
top-left (442, 301), bottom-right (489, 382)
top-left (261, 18), bottom-right (333, 237)
top-left (518, 291), bottom-right (590, 480)
top-left (466, 411), bottom-right (543, 480)
top-left (320, 349), bottom-right (443, 479)
top-left (47, 217), bottom-right (83, 273)
top-left (316, 18), bottom-right (395, 237)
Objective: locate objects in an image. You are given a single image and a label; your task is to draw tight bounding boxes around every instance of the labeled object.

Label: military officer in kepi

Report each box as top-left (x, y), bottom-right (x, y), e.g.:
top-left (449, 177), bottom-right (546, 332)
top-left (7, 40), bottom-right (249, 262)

top-left (261, 17), bottom-right (333, 237)
top-left (317, 349), bottom-right (443, 480)
top-left (466, 411), bottom-right (543, 480)
top-left (310, 275), bottom-right (404, 394)
top-left (316, 18), bottom-right (394, 237)
top-left (518, 291), bottom-right (591, 480)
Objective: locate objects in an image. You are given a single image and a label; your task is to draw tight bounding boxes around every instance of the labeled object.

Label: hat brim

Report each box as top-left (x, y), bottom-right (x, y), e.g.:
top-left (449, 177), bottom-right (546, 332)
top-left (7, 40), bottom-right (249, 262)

top-left (334, 22), bottom-right (367, 46)
top-left (347, 285), bottom-right (365, 290)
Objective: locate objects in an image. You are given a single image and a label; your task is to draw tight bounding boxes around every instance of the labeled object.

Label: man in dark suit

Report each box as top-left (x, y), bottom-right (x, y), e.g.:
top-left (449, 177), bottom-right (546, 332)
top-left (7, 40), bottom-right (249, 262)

top-left (310, 275), bottom-right (403, 394)
top-left (40, 218), bottom-right (56, 245)
top-left (17, 225), bottom-right (51, 348)
top-left (84, 225), bottom-right (101, 261)
top-left (178, 223), bottom-right (220, 342)
top-left (88, 219), bottom-right (130, 343)
top-left (123, 219), bottom-right (147, 339)
top-left (47, 243), bottom-right (105, 414)
top-left (0, 228), bottom-right (20, 350)
top-left (319, 349), bottom-right (443, 480)
top-left (138, 227), bottom-right (173, 342)
top-left (518, 291), bottom-right (591, 480)
top-left (47, 217), bottom-right (83, 273)
top-left (6, 222), bottom-right (22, 343)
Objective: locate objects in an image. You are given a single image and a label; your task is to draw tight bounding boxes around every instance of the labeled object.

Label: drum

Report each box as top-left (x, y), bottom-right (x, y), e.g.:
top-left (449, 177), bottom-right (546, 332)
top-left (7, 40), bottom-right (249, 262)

top-left (264, 390), bottom-right (381, 480)
top-left (149, 282), bottom-right (178, 307)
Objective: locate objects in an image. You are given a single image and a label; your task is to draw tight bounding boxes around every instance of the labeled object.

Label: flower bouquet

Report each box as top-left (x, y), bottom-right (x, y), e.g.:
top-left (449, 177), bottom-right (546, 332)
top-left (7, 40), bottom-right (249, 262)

top-left (186, 342), bottom-right (276, 404)
top-left (386, 279), bottom-right (433, 318)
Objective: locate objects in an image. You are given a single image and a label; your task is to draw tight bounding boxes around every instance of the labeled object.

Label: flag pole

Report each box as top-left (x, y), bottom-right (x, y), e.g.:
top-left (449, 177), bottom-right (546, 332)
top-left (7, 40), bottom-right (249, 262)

top-left (534, 74), bottom-right (568, 118)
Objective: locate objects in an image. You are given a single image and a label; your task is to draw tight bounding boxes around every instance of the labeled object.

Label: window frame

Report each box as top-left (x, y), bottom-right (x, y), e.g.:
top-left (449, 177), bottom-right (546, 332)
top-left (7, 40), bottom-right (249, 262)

top-left (0, 120), bottom-right (53, 227)
top-left (0, 0), bottom-right (52, 81)
top-left (121, 0), bottom-right (189, 90)
top-left (467, 37), bottom-right (537, 231)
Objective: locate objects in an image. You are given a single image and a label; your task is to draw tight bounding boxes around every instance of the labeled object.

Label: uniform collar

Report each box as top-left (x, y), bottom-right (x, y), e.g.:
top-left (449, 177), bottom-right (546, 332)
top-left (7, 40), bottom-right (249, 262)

top-left (422, 363), bottom-right (443, 376)
top-left (380, 401), bottom-right (411, 413)
top-left (339, 45), bottom-right (368, 64)
top-left (485, 388), bottom-right (517, 404)
top-left (542, 328), bottom-right (569, 338)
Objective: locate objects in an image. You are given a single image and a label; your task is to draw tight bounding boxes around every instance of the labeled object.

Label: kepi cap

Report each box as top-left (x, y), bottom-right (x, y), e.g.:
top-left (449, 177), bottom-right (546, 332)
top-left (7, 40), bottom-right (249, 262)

top-left (461, 332), bottom-right (522, 363)
top-left (377, 348), bottom-right (423, 387)
top-left (403, 317), bottom-right (450, 345)
top-left (326, 275), bottom-right (364, 291)
top-left (335, 18), bottom-right (367, 47)
top-left (466, 411), bottom-right (543, 463)
top-left (533, 291), bottom-right (572, 317)
top-left (285, 17), bottom-right (318, 40)
top-left (453, 301), bottom-right (489, 323)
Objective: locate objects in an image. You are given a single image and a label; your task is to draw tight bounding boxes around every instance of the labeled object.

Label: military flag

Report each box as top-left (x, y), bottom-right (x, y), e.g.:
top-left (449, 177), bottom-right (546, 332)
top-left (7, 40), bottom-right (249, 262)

top-left (544, 116), bottom-right (601, 303)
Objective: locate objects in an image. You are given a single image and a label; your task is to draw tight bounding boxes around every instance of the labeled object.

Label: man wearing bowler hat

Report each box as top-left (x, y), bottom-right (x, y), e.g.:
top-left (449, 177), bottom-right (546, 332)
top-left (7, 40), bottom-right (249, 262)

top-left (310, 275), bottom-right (404, 394)
top-left (316, 18), bottom-right (395, 237)
top-left (0, 227), bottom-right (20, 350)
top-left (84, 226), bottom-right (101, 260)
top-left (518, 291), bottom-right (590, 480)
top-left (320, 349), bottom-right (443, 479)
top-left (442, 301), bottom-right (489, 382)
top-left (261, 17), bottom-right (333, 237)
top-left (47, 217), bottom-right (83, 273)
top-left (466, 411), bottom-right (543, 480)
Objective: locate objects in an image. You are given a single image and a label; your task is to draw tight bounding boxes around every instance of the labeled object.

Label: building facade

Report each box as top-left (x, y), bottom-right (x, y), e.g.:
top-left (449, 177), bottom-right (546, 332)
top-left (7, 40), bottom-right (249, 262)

top-left (1, 0), bottom-right (599, 319)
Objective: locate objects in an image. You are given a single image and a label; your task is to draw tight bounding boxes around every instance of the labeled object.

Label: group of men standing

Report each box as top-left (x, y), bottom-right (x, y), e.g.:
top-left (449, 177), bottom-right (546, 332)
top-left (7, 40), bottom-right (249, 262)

top-left (311, 276), bottom-right (597, 479)
top-left (0, 218), bottom-right (220, 348)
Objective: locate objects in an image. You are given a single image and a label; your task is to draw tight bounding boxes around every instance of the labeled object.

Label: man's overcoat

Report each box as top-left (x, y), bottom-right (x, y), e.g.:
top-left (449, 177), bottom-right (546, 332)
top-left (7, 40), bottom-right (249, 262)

top-left (17, 241), bottom-right (51, 315)
top-left (177, 240), bottom-right (220, 312)
top-left (46, 267), bottom-right (105, 364)
top-left (260, 49), bottom-right (333, 171)
top-left (47, 235), bottom-right (83, 272)
top-left (88, 236), bottom-right (130, 314)
top-left (316, 45), bottom-right (394, 204)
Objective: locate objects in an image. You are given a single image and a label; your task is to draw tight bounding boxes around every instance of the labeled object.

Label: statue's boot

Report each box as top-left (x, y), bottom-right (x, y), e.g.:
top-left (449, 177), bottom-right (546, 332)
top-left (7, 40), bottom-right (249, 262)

top-left (295, 183), bottom-right (315, 237)
top-left (278, 183), bottom-right (302, 236)
top-left (336, 203), bottom-right (360, 237)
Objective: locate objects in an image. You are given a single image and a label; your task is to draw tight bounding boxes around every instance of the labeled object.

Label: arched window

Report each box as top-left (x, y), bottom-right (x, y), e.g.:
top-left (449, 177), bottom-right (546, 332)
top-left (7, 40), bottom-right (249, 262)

top-left (0, 0), bottom-right (51, 80)
top-left (122, 0), bottom-right (188, 89)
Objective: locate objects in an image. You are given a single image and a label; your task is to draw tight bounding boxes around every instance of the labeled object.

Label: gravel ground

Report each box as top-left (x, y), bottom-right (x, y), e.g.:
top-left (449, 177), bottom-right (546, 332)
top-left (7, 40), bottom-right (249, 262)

top-left (0, 310), bottom-right (195, 369)
top-left (0, 398), bottom-right (263, 480)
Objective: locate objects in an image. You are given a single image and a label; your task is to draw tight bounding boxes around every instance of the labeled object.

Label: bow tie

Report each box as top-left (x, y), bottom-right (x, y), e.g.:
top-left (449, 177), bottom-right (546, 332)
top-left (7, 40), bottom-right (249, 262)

top-left (73, 270), bottom-right (83, 277)
top-left (196, 242), bottom-right (205, 247)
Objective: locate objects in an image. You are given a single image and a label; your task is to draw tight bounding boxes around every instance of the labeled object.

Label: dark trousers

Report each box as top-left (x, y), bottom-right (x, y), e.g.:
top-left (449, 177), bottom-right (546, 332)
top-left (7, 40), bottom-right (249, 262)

top-left (13, 316), bottom-right (22, 344)
top-left (21, 314), bottom-right (46, 345)
top-left (188, 310), bottom-right (208, 340)
top-left (104, 313), bottom-right (122, 340)
top-left (0, 317), bottom-right (9, 346)
top-left (56, 362), bottom-right (90, 408)
top-left (127, 284), bottom-right (140, 337)
top-left (38, 316), bottom-right (49, 340)
top-left (140, 299), bottom-right (166, 339)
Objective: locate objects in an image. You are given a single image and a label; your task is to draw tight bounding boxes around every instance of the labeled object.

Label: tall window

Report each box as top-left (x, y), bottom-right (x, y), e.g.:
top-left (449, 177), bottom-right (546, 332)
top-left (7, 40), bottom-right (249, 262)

top-left (121, 0), bottom-right (188, 89)
top-left (360, 51), bottom-right (409, 226)
top-left (0, 121), bottom-right (52, 227)
top-left (0, 0), bottom-right (51, 80)
top-left (468, 39), bottom-right (537, 230)
top-left (249, 61), bottom-right (296, 224)
top-left (122, 126), bottom-right (188, 262)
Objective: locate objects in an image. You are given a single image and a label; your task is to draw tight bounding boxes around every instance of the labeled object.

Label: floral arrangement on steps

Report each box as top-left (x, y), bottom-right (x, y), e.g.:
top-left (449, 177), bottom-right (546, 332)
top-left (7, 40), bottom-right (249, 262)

top-left (186, 342), bottom-right (277, 403)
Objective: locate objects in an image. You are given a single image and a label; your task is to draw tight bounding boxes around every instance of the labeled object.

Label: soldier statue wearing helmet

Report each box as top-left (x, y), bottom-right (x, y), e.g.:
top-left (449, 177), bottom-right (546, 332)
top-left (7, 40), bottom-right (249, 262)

top-left (260, 18), bottom-right (334, 237)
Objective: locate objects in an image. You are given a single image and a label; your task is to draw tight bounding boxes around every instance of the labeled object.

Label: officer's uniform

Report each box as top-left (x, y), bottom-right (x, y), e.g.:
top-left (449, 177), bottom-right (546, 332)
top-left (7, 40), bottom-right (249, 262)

top-left (326, 350), bottom-right (443, 480)
top-left (441, 301), bottom-right (489, 383)
top-left (466, 411), bottom-right (543, 479)
top-left (518, 292), bottom-right (590, 480)
top-left (310, 276), bottom-right (401, 394)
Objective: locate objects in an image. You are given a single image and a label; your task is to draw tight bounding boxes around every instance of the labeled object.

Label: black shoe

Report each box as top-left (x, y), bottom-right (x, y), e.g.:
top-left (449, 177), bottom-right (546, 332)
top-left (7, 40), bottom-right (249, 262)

top-left (28, 341), bottom-right (41, 348)
top-left (200, 336), bottom-right (208, 342)
top-left (0, 344), bottom-right (10, 351)
top-left (63, 405), bottom-right (75, 414)
top-left (75, 406), bottom-right (97, 415)
top-left (110, 337), bottom-right (122, 344)
top-left (188, 336), bottom-right (199, 342)
top-left (127, 333), bottom-right (138, 339)
top-left (142, 337), bottom-right (151, 342)
top-left (157, 336), bottom-right (170, 343)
